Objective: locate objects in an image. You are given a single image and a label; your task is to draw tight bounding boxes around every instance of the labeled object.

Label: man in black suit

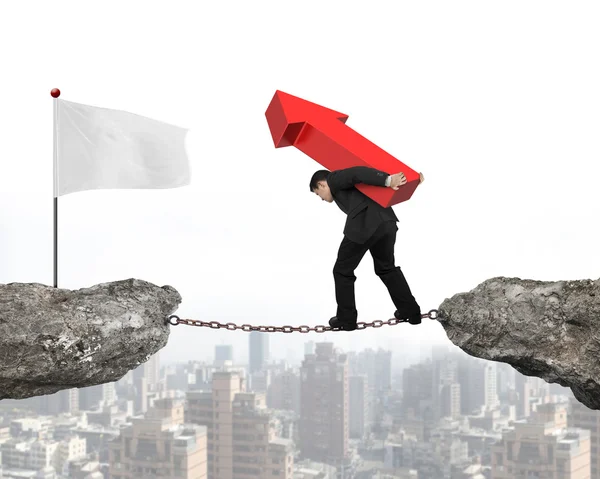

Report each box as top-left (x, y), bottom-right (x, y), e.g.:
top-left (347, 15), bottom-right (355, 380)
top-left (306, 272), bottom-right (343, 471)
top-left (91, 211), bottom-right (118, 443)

top-left (309, 166), bottom-right (424, 331)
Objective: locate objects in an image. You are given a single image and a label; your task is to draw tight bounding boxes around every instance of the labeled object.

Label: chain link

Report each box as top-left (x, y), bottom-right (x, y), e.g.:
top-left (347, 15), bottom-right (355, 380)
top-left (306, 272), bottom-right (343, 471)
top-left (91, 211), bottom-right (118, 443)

top-left (166, 309), bottom-right (441, 333)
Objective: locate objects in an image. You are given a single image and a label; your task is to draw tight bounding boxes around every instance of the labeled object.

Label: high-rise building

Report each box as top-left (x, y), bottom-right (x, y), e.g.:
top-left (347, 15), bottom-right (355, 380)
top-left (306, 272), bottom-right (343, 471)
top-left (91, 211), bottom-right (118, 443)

top-left (108, 397), bottom-right (207, 479)
top-left (145, 353), bottom-right (162, 391)
top-left (491, 402), bottom-right (591, 478)
top-left (457, 356), bottom-right (477, 415)
top-left (348, 348), bottom-right (392, 393)
top-left (569, 397), bottom-right (600, 479)
top-left (250, 369), bottom-right (271, 393)
top-left (484, 362), bottom-right (499, 410)
top-left (79, 382), bottom-right (116, 411)
top-left (530, 376), bottom-right (551, 400)
top-left (186, 371), bottom-right (293, 479)
top-left (349, 375), bottom-right (369, 439)
top-left (431, 350), bottom-right (459, 421)
top-left (128, 352), bottom-right (162, 414)
top-left (515, 372), bottom-right (532, 419)
top-left (249, 332), bottom-right (269, 374)
top-left (440, 383), bottom-right (461, 419)
top-left (299, 342), bottom-right (349, 465)
top-left (496, 362), bottom-right (515, 400)
top-left (132, 352), bottom-right (162, 392)
top-left (38, 388), bottom-right (79, 416)
top-left (402, 360), bottom-right (433, 418)
top-left (215, 345), bottom-right (233, 362)
top-left (267, 369), bottom-right (301, 414)
top-left (55, 436), bottom-right (87, 474)
top-left (194, 366), bottom-right (212, 391)
top-left (514, 373), bottom-right (552, 420)
top-left (347, 347), bottom-right (392, 433)
top-left (133, 376), bottom-right (148, 415)
top-left (456, 356), bottom-right (499, 415)
top-left (214, 345), bottom-right (235, 370)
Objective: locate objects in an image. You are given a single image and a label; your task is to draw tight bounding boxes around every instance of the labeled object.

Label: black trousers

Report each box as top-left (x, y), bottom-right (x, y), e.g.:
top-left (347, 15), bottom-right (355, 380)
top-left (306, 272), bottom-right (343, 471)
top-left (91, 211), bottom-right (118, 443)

top-left (333, 220), bottom-right (420, 322)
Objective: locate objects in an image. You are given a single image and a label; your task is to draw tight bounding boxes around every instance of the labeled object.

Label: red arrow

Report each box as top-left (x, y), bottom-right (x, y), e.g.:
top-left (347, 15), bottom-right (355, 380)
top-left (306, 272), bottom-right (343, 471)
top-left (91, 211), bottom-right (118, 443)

top-left (265, 90), bottom-right (419, 208)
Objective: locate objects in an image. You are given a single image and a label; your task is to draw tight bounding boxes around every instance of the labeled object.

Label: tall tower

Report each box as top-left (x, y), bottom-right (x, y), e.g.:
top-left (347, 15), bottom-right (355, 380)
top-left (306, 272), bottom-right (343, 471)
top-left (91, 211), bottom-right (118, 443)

top-left (249, 331), bottom-right (269, 374)
top-left (214, 344), bottom-right (233, 369)
top-left (39, 388), bottom-right (79, 415)
top-left (402, 361), bottom-right (433, 418)
top-left (349, 375), bottom-right (369, 439)
top-left (431, 348), bottom-right (459, 422)
top-left (569, 397), bottom-right (600, 479)
top-left (186, 371), bottom-right (293, 479)
top-left (299, 342), bottom-right (349, 466)
top-left (215, 345), bottom-right (233, 362)
top-left (484, 362), bottom-right (499, 410)
top-left (514, 372), bottom-right (532, 418)
top-left (304, 341), bottom-right (315, 355)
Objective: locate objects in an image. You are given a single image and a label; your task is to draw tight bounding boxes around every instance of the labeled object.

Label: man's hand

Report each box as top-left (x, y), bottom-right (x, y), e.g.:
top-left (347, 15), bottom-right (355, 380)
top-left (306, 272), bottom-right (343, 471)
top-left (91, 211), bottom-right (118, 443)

top-left (389, 171), bottom-right (425, 190)
top-left (389, 172), bottom-right (407, 190)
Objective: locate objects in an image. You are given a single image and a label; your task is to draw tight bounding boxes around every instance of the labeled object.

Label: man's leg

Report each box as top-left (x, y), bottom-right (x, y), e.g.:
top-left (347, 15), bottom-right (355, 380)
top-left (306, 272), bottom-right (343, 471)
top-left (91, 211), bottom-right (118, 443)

top-left (332, 236), bottom-right (369, 325)
top-left (369, 221), bottom-right (421, 321)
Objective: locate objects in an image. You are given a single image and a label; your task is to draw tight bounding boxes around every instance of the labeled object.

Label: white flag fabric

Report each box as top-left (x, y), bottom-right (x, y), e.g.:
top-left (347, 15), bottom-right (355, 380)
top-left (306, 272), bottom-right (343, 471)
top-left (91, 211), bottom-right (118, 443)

top-left (53, 99), bottom-right (190, 197)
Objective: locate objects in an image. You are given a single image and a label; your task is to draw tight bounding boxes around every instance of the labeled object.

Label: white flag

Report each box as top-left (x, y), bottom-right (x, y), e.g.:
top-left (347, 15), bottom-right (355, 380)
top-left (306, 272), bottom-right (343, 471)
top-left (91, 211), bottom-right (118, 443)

top-left (53, 99), bottom-right (190, 197)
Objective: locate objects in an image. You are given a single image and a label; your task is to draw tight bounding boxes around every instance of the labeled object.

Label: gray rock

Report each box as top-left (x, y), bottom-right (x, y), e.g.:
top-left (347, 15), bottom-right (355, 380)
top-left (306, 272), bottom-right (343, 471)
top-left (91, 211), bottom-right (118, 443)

top-left (0, 278), bottom-right (181, 400)
top-left (437, 276), bottom-right (600, 409)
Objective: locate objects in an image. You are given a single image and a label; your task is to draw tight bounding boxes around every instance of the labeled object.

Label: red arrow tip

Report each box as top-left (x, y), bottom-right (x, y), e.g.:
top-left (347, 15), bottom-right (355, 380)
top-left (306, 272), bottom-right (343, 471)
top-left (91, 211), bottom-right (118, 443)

top-left (265, 90), bottom-right (349, 148)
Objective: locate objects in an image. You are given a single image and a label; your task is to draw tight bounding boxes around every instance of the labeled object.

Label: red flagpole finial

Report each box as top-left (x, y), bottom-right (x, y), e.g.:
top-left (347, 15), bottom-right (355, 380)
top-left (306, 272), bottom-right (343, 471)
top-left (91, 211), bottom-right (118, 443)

top-left (50, 88), bottom-right (61, 98)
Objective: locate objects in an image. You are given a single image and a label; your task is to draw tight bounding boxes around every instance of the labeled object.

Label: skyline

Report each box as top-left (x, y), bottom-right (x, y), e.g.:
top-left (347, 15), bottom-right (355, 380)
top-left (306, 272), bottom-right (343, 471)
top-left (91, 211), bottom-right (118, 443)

top-left (0, 339), bottom-right (587, 479)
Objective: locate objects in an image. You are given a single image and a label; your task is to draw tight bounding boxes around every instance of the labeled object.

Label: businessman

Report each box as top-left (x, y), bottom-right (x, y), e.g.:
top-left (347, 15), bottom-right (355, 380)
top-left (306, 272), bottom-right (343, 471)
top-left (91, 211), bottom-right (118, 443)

top-left (309, 166), bottom-right (424, 331)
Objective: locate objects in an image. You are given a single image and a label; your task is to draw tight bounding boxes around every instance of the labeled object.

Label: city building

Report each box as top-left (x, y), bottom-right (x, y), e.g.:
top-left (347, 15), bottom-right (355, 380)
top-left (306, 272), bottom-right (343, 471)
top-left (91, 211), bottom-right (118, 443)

top-left (249, 331), bottom-right (269, 375)
top-left (38, 389), bottom-right (79, 416)
top-left (569, 397), bottom-right (600, 479)
top-left (186, 371), bottom-right (293, 478)
top-left (349, 375), bottom-right (369, 439)
top-left (491, 402), bottom-right (591, 478)
top-left (267, 368), bottom-right (301, 415)
top-left (108, 397), bottom-right (207, 479)
top-left (299, 342), bottom-right (349, 468)
top-left (215, 345), bottom-right (233, 362)
top-left (402, 361), bottom-right (433, 420)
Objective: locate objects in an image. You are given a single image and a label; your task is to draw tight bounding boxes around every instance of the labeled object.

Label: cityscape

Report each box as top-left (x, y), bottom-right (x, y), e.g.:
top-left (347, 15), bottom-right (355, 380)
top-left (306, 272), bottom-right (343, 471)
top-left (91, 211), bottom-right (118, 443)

top-left (0, 333), bottom-right (597, 479)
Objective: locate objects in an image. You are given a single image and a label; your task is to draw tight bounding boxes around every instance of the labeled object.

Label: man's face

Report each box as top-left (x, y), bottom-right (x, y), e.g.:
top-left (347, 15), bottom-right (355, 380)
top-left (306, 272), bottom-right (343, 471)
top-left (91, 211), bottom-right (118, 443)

top-left (314, 181), bottom-right (333, 203)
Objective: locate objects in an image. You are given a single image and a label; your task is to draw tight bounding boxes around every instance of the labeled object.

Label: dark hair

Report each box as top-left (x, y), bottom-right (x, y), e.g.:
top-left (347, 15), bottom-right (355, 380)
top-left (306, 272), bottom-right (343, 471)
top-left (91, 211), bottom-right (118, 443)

top-left (309, 169), bottom-right (330, 192)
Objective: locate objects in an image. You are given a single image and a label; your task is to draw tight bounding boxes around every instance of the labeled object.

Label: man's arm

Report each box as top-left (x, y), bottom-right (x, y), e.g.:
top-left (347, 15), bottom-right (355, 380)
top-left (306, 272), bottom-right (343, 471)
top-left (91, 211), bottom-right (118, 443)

top-left (327, 166), bottom-right (390, 192)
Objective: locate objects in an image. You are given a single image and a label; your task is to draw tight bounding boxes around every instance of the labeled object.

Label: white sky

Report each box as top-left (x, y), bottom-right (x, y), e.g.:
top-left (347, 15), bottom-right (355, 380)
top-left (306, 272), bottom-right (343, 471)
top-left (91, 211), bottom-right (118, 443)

top-left (1, 1), bottom-right (598, 366)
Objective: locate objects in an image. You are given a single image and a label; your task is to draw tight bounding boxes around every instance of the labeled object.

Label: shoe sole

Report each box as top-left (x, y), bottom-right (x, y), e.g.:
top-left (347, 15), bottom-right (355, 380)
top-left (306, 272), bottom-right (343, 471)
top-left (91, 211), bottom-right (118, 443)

top-left (329, 319), bottom-right (357, 331)
top-left (395, 311), bottom-right (422, 325)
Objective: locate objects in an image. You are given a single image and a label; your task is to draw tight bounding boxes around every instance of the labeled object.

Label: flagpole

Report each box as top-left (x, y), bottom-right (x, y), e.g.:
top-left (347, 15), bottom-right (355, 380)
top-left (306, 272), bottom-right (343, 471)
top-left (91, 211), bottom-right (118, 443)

top-left (51, 88), bottom-right (60, 288)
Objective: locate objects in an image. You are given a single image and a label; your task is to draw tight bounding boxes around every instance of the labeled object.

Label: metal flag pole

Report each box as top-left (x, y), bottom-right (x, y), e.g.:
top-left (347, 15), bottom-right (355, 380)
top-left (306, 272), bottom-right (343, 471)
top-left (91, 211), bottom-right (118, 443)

top-left (51, 88), bottom-right (61, 287)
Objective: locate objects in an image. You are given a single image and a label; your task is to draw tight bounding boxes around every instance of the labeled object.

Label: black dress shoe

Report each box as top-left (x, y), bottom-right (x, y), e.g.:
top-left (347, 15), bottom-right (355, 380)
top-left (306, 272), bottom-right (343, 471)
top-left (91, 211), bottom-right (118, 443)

top-left (329, 316), bottom-right (357, 331)
top-left (394, 310), bottom-right (422, 325)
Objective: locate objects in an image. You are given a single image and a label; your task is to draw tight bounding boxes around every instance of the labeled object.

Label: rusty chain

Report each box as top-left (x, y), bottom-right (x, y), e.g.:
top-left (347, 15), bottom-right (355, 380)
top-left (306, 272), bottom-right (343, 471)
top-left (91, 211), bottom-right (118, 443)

top-left (165, 309), bottom-right (441, 333)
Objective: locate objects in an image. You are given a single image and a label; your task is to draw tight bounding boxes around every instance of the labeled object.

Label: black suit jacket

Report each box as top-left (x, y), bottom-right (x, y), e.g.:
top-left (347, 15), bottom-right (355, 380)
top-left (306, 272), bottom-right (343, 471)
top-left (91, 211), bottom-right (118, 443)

top-left (327, 166), bottom-right (399, 244)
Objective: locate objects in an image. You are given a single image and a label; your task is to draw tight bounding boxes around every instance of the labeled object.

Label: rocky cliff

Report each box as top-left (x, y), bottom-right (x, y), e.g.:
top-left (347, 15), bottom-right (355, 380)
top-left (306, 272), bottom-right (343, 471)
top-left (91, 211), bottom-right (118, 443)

top-left (0, 278), bottom-right (180, 400)
top-left (437, 276), bottom-right (600, 409)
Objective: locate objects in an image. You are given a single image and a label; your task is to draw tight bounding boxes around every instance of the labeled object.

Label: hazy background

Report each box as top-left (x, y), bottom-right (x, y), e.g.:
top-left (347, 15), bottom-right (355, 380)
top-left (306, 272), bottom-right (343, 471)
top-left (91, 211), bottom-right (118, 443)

top-left (1, 1), bottom-right (598, 365)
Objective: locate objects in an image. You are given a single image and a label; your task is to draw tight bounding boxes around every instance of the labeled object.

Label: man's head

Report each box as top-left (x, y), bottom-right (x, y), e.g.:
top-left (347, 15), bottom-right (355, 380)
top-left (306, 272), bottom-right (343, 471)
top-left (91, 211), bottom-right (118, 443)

top-left (310, 169), bottom-right (333, 202)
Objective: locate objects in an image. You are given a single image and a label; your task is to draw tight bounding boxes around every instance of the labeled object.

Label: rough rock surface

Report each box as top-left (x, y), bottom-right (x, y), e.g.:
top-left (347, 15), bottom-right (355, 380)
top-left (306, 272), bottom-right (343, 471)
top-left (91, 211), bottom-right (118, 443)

top-left (437, 276), bottom-right (600, 409)
top-left (0, 278), bottom-right (181, 400)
